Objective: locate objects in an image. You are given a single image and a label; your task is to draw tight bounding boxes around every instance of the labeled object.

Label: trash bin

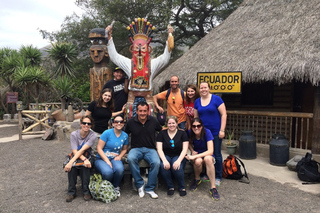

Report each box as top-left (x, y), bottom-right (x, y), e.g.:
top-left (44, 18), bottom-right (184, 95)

top-left (269, 134), bottom-right (289, 166)
top-left (239, 130), bottom-right (256, 159)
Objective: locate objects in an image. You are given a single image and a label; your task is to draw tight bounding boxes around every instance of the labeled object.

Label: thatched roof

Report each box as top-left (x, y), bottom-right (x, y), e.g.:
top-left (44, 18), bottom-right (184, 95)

top-left (153, 0), bottom-right (320, 92)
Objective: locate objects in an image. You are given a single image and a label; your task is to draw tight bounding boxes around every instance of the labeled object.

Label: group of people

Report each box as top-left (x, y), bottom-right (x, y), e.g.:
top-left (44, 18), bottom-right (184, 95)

top-left (64, 70), bottom-right (227, 202)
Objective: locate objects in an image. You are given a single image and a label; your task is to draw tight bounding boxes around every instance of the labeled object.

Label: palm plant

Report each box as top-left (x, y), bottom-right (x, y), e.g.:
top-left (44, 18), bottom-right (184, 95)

top-left (46, 42), bottom-right (77, 77)
top-left (53, 76), bottom-right (75, 110)
top-left (19, 45), bottom-right (42, 67)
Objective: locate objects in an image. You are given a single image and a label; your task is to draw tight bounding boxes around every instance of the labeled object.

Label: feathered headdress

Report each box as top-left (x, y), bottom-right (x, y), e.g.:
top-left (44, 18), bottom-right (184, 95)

top-left (127, 18), bottom-right (155, 45)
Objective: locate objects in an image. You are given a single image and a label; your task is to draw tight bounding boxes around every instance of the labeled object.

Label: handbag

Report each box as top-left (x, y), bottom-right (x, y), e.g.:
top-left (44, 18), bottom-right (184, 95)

top-left (89, 173), bottom-right (118, 203)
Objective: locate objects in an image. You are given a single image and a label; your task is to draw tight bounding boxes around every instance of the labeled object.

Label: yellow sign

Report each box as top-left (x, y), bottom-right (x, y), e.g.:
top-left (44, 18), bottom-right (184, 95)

top-left (197, 72), bottom-right (242, 93)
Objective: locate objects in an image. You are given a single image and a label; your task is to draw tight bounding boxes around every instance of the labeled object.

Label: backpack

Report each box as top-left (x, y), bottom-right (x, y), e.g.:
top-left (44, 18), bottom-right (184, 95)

top-left (296, 152), bottom-right (320, 183)
top-left (223, 154), bottom-right (250, 183)
top-left (166, 88), bottom-right (185, 103)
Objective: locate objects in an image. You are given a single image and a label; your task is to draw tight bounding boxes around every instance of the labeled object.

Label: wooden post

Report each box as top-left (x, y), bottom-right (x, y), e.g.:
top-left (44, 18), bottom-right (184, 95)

top-left (311, 86), bottom-right (320, 154)
top-left (18, 110), bottom-right (22, 140)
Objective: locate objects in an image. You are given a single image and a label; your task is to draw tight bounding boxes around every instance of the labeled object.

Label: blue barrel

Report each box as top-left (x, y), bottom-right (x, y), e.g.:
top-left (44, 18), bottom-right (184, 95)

top-left (269, 134), bottom-right (289, 166)
top-left (239, 130), bottom-right (256, 159)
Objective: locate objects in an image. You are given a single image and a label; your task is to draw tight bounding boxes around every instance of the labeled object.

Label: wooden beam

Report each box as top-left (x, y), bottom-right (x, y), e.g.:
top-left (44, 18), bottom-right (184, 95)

top-left (312, 87), bottom-right (320, 154)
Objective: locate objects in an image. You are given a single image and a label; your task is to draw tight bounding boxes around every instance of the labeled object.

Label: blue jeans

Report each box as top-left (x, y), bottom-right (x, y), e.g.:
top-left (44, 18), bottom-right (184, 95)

top-left (213, 135), bottom-right (222, 180)
top-left (94, 158), bottom-right (124, 187)
top-left (127, 147), bottom-right (160, 191)
top-left (160, 155), bottom-right (186, 190)
top-left (178, 121), bottom-right (186, 130)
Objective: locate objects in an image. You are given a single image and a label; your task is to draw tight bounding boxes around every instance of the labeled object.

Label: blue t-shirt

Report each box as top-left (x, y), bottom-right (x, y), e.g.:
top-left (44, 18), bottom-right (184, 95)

top-left (194, 94), bottom-right (224, 135)
top-left (191, 128), bottom-right (214, 154)
top-left (96, 128), bottom-right (129, 160)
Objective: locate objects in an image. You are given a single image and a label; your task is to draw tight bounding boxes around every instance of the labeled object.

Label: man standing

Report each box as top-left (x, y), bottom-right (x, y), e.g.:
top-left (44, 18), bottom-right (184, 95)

top-left (125, 102), bottom-right (162, 199)
top-left (103, 67), bottom-right (129, 112)
top-left (153, 76), bottom-right (187, 129)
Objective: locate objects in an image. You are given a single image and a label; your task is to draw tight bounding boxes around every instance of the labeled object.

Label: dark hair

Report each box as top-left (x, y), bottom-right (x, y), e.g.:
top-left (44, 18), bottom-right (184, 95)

top-left (80, 115), bottom-right (95, 129)
top-left (185, 84), bottom-right (200, 105)
top-left (189, 117), bottom-right (206, 144)
top-left (97, 88), bottom-right (114, 111)
top-left (137, 102), bottom-right (149, 110)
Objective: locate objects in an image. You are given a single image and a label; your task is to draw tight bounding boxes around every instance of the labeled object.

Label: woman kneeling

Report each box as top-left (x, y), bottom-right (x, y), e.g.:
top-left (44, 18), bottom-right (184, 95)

top-left (156, 116), bottom-right (189, 196)
top-left (94, 115), bottom-right (128, 197)
top-left (186, 117), bottom-right (220, 201)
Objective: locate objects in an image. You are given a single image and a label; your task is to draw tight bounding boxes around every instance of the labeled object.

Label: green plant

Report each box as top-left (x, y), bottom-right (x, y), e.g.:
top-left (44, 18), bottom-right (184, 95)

top-left (226, 129), bottom-right (236, 146)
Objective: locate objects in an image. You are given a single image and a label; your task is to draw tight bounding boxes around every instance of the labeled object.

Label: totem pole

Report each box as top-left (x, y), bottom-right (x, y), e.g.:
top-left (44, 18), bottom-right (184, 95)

top-left (88, 28), bottom-right (112, 101)
top-left (105, 18), bottom-right (174, 118)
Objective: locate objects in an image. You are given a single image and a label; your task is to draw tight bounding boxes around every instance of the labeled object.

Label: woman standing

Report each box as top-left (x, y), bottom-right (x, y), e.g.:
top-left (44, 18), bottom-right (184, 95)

top-left (94, 115), bottom-right (128, 197)
top-left (194, 82), bottom-right (227, 187)
top-left (184, 84), bottom-right (200, 130)
top-left (186, 118), bottom-right (220, 201)
top-left (156, 115), bottom-right (189, 196)
top-left (64, 115), bottom-right (97, 202)
top-left (85, 88), bottom-right (125, 134)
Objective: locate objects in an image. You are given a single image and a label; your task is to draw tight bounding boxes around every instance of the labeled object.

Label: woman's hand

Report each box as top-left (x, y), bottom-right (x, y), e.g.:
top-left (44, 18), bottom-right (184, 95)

top-left (219, 131), bottom-right (225, 139)
top-left (173, 160), bottom-right (181, 170)
top-left (186, 155), bottom-right (195, 161)
top-left (191, 150), bottom-right (198, 155)
top-left (114, 155), bottom-right (122, 161)
top-left (105, 159), bottom-right (113, 169)
top-left (163, 160), bottom-right (170, 170)
top-left (84, 159), bottom-right (92, 168)
top-left (64, 162), bottom-right (73, 172)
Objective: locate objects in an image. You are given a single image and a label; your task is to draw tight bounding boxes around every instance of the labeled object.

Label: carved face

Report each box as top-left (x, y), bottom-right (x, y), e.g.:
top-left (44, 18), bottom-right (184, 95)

top-left (89, 45), bottom-right (108, 64)
top-left (132, 39), bottom-right (148, 58)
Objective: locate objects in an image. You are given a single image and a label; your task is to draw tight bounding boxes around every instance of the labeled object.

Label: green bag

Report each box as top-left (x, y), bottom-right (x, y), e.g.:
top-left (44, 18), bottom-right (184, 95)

top-left (89, 173), bottom-right (118, 203)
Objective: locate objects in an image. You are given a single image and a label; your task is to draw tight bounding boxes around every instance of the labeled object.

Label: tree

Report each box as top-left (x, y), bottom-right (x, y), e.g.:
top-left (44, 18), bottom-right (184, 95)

top-left (46, 42), bottom-right (78, 77)
top-left (19, 45), bottom-right (42, 67)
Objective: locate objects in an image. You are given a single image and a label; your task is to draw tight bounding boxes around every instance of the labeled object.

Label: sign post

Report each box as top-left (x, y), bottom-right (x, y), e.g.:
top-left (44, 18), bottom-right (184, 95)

top-left (197, 72), bottom-right (242, 93)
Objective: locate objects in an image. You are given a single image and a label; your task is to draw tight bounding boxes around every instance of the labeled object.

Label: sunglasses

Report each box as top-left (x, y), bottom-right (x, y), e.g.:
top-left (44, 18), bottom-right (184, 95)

top-left (114, 120), bottom-right (124, 124)
top-left (170, 139), bottom-right (174, 148)
top-left (82, 122), bottom-right (92, 126)
top-left (192, 124), bottom-right (202, 128)
top-left (172, 97), bottom-right (175, 104)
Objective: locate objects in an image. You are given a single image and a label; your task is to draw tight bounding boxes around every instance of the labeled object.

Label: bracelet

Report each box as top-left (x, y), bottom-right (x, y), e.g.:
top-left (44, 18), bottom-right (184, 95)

top-left (83, 158), bottom-right (87, 161)
top-left (220, 130), bottom-right (225, 132)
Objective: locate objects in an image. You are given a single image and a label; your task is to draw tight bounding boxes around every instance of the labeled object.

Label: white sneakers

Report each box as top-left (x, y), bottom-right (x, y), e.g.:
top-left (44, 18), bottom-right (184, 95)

top-left (146, 191), bottom-right (158, 199)
top-left (138, 185), bottom-right (145, 198)
top-left (114, 187), bottom-right (121, 197)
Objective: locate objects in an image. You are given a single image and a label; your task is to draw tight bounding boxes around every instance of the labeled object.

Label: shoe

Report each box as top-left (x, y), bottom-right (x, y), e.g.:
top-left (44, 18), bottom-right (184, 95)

top-left (215, 179), bottom-right (221, 187)
top-left (167, 188), bottom-right (174, 196)
top-left (138, 185), bottom-right (145, 198)
top-left (66, 194), bottom-right (75, 202)
top-left (114, 187), bottom-right (121, 197)
top-left (210, 188), bottom-right (220, 201)
top-left (179, 189), bottom-right (187, 196)
top-left (201, 174), bottom-right (210, 182)
top-left (83, 194), bottom-right (91, 201)
top-left (146, 191), bottom-right (158, 199)
top-left (189, 179), bottom-right (201, 191)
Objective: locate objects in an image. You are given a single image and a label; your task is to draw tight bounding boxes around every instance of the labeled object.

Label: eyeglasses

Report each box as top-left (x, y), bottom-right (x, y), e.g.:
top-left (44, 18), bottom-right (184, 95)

top-left (192, 124), bottom-right (202, 128)
top-left (172, 97), bottom-right (175, 104)
top-left (82, 122), bottom-right (92, 126)
top-left (170, 139), bottom-right (175, 148)
top-left (114, 120), bottom-right (124, 124)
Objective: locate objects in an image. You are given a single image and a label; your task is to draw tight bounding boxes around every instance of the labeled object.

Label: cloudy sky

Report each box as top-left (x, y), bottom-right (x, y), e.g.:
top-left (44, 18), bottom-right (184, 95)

top-left (0, 0), bottom-right (83, 50)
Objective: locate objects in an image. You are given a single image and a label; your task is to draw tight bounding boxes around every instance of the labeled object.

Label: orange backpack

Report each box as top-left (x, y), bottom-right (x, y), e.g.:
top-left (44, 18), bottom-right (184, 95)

top-left (223, 155), bottom-right (250, 183)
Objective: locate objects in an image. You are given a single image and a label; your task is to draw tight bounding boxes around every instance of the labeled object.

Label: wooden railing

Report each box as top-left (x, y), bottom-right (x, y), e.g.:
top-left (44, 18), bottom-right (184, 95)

top-left (226, 110), bottom-right (314, 150)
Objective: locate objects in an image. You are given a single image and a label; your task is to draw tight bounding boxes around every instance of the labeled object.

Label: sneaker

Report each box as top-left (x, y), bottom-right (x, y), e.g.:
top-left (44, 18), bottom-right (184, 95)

top-left (66, 194), bottom-right (75, 202)
top-left (201, 174), bottom-right (210, 182)
top-left (83, 193), bottom-right (91, 201)
top-left (114, 187), bottom-right (121, 197)
top-left (138, 185), bottom-right (145, 198)
top-left (210, 188), bottom-right (220, 201)
top-left (146, 191), bottom-right (159, 199)
top-left (167, 188), bottom-right (174, 196)
top-left (179, 189), bottom-right (187, 196)
top-left (215, 179), bottom-right (221, 187)
top-left (189, 179), bottom-right (202, 191)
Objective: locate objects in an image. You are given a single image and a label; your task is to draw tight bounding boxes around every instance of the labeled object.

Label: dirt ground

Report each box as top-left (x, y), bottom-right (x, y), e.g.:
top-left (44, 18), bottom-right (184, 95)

top-left (0, 122), bottom-right (320, 213)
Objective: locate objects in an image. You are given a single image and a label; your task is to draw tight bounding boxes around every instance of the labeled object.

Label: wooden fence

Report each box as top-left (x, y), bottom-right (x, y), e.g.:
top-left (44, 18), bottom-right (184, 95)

top-left (226, 111), bottom-right (314, 150)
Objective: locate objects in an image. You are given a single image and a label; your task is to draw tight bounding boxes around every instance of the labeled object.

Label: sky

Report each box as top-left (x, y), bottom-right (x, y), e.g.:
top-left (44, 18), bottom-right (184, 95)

top-left (0, 0), bottom-right (83, 50)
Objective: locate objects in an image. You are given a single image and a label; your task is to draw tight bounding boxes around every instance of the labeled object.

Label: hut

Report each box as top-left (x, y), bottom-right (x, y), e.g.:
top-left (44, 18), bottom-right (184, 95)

top-left (153, 0), bottom-right (320, 153)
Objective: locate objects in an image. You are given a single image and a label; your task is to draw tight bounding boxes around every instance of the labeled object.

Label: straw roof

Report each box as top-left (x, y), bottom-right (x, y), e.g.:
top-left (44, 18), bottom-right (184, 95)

top-left (153, 0), bottom-right (320, 92)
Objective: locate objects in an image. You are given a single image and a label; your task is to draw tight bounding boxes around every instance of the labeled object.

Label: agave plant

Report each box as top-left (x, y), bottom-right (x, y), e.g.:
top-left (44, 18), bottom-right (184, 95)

top-left (52, 76), bottom-right (75, 109)
top-left (19, 45), bottom-right (42, 67)
top-left (47, 42), bottom-right (77, 78)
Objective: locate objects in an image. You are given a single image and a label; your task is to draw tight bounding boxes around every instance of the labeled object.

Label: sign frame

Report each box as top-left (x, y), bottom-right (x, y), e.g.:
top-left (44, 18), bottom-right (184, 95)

top-left (197, 71), bottom-right (242, 94)
top-left (6, 92), bottom-right (18, 103)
